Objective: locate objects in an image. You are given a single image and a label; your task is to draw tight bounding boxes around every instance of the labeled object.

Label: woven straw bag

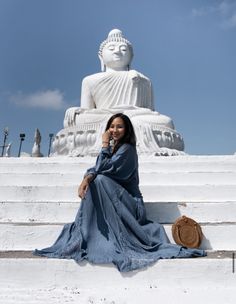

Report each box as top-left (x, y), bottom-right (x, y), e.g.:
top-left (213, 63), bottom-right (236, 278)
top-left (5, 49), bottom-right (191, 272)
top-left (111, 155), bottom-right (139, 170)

top-left (172, 215), bottom-right (203, 248)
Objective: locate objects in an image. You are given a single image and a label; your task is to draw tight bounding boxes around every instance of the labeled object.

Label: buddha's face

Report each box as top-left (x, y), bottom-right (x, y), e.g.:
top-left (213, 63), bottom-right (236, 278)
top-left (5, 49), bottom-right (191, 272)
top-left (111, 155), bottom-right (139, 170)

top-left (101, 41), bottom-right (132, 70)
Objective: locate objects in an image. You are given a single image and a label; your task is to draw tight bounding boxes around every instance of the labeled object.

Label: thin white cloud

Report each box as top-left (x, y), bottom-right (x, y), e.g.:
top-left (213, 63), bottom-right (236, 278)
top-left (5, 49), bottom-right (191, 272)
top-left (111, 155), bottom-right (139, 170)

top-left (10, 89), bottom-right (68, 110)
top-left (192, 8), bottom-right (206, 17)
top-left (219, 1), bottom-right (231, 15)
top-left (192, 0), bottom-right (236, 29)
top-left (192, 6), bottom-right (216, 17)
top-left (222, 12), bottom-right (236, 28)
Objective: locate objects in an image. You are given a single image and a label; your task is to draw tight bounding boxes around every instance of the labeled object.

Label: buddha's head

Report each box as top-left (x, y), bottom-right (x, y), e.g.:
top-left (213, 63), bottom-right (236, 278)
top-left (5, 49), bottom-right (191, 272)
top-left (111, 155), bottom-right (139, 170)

top-left (99, 29), bottom-right (134, 72)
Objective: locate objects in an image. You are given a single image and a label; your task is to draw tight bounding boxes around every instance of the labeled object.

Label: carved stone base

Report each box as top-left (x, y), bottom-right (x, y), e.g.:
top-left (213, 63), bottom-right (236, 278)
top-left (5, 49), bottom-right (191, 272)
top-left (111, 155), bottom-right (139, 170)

top-left (51, 110), bottom-right (185, 157)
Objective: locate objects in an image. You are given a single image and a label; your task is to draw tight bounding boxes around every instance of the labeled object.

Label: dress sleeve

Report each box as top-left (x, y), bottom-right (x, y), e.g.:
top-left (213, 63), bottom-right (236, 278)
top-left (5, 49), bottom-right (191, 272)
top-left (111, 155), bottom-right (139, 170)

top-left (84, 144), bottom-right (136, 182)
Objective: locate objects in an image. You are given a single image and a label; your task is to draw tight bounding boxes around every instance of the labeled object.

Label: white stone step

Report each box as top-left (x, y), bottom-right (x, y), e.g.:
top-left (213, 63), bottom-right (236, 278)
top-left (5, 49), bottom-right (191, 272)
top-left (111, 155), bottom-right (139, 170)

top-left (0, 288), bottom-right (82, 304)
top-left (1, 157), bottom-right (235, 303)
top-left (1, 222), bottom-right (236, 251)
top-left (0, 252), bottom-right (235, 304)
top-left (146, 201), bottom-right (236, 223)
top-left (1, 201), bottom-right (236, 224)
top-left (1, 184), bottom-right (235, 202)
top-left (0, 172), bottom-right (84, 186)
top-left (0, 155), bottom-right (236, 173)
top-left (1, 286), bottom-right (235, 304)
top-left (1, 171), bottom-right (236, 186)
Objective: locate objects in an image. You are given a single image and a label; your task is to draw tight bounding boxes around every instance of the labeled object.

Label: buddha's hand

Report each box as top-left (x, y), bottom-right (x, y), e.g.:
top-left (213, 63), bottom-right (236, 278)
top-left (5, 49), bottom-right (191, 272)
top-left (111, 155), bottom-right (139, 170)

top-left (63, 107), bottom-right (82, 128)
top-left (78, 174), bottom-right (94, 199)
top-left (130, 71), bottom-right (140, 84)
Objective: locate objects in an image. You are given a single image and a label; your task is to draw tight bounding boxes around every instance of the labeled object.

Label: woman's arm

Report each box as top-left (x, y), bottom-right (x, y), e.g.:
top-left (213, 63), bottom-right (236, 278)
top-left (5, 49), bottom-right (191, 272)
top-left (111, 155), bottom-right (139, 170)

top-left (83, 130), bottom-right (111, 178)
top-left (84, 143), bottom-right (136, 183)
top-left (78, 174), bottom-right (94, 199)
top-left (95, 144), bottom-right (136, 182)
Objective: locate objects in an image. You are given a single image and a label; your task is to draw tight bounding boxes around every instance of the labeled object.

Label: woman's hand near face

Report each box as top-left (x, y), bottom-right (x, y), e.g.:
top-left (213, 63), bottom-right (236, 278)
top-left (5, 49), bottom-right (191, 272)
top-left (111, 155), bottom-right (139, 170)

top-left (102, 130), bottom-right (111, 147)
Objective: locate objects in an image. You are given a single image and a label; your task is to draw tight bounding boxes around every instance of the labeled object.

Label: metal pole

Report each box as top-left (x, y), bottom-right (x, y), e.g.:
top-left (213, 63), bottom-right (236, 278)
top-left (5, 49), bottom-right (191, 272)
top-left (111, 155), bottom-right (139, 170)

top-left (48, 133), bottom-right (54, 157)
top-left (1, 127), bottom-right (9, 157)
top-left (18, 134), bottom-right (25, 157)
top-left (18, 140), bottom-right (23, 157)
top-left (233, 252), bottom-right (235, 273)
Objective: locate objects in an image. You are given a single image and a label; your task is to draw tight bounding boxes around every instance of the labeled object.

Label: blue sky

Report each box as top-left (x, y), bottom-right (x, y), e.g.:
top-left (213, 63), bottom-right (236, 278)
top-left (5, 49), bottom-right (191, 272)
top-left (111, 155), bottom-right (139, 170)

top-left (0, 0), bottom-right (235, 156)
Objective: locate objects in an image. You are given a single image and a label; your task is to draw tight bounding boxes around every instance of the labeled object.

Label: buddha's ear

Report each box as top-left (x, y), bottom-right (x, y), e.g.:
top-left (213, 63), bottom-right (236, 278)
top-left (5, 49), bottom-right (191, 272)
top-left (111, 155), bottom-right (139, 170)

top-left (128, 50), bottom-right (133, 71)
top-left (98, 54), bottom-right (106, 72)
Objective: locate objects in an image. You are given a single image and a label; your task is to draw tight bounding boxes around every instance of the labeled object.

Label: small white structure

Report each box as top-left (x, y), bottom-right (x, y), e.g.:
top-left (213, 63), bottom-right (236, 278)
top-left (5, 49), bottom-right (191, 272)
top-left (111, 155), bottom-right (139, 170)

top-left (5, 142), bottom-right (11, 157)
top-left (52, 29), bottom-right (184, 157)
top-left (31, 128), bottom-right (43, 157)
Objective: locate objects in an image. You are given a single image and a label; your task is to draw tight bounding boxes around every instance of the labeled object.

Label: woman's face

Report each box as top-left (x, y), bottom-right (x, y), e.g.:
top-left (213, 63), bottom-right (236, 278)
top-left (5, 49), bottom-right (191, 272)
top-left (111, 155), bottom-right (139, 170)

top-left (109, 117), bottom-right (126, 142)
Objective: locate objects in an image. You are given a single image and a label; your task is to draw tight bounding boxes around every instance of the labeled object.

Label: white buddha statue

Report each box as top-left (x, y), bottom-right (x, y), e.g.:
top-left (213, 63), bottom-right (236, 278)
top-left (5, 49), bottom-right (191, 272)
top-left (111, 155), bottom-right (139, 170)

top-left (52, 29), bottom-right (184, 156)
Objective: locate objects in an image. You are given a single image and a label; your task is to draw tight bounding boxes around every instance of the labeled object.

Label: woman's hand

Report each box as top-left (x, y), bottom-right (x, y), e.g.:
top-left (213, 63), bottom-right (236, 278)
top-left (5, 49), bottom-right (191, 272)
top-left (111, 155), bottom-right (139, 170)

top-left (78, 175), bottom-right (94, 199)
top-left (102, 130), bottom-right (111, 147)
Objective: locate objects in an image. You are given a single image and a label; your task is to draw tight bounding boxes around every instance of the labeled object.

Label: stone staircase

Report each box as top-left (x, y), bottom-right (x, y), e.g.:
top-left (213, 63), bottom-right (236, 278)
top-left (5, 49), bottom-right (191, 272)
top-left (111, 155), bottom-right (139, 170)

top-left (0, 155), bottom-right (236, 303)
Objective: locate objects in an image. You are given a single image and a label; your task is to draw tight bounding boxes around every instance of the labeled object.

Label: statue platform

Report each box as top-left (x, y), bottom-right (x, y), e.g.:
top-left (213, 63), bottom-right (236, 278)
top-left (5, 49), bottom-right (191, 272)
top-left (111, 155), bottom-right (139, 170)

top-left (0, 155), bottom-right (236, 303)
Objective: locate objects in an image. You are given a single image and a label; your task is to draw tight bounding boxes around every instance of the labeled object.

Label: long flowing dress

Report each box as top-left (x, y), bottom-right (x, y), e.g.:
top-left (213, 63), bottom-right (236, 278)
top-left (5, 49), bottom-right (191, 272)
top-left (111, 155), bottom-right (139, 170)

top-left (34, 143), bottom-right (206, 272)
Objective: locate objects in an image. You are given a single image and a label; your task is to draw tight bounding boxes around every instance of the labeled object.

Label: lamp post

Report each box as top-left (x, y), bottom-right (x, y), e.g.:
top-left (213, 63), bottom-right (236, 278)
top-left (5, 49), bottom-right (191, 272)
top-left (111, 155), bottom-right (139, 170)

top-left (48, 133), bottom-right (54, 157)
top-left (1, 127), bottom-right (9, 157)
top-left (18, 133), bottom-right (25, 157)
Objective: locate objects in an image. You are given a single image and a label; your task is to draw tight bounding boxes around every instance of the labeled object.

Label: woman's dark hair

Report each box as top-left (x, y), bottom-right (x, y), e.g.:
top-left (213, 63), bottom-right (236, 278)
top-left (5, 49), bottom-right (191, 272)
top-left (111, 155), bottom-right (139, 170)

top-left (105, 113), bottom-right (136, 153)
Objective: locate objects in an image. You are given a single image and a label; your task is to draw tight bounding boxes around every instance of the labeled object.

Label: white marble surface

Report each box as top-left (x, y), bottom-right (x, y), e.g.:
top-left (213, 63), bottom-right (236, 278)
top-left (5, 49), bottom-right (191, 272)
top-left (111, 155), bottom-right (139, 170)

top-left (0, 258), bottom-right (235, 304)
top-left (0, 155), bottom-right (236, 251)
top-left (0, 155), bottom-right (236, 303)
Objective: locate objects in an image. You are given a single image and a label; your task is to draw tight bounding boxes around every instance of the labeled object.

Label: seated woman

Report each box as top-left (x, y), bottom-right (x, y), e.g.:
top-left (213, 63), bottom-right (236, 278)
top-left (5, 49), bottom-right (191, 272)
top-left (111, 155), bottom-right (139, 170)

top-left (34, 113), bottom-right (205, 272)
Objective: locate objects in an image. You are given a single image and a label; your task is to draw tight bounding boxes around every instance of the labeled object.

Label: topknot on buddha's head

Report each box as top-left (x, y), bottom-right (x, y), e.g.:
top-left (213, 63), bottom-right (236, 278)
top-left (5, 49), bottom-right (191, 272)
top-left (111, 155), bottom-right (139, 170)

top-left (98, 29), bottom-right (133, 58)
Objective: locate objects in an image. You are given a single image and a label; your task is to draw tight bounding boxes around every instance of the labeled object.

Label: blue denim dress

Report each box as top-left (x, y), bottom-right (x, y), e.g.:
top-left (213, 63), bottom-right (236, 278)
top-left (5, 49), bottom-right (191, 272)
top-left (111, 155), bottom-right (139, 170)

top-left (34, 144), bottom-right (206, 272)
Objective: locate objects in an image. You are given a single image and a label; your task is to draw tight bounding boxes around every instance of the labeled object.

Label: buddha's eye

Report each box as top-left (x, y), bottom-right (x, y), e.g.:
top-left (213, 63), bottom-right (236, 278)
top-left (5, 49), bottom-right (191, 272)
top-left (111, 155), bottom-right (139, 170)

top-left (108, 45), bottom-right (115, 51)
top-left (120, 46), bottom-right (127, 51)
